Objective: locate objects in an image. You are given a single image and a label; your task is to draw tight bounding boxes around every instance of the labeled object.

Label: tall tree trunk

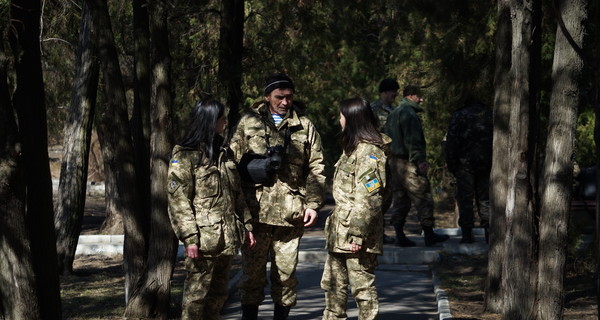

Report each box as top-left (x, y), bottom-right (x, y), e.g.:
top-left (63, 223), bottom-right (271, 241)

top-left (86, 0), bottom-right (139, 237)
top-left (485, 0), bottom-right (511, 312)
top-left (124, 0), bottom-right (177, 317)
top-left (124, 0), bottom-right (153, 302)
top-left (55, 0), bottom-right (100, 275)
top-left (9, 0), bottom-right (62, 317)
top-left (218, 0), bottom-right (244, 128)
top-left (0, 28), bottom-right (41, 320)
top-left (501, 1), bottom-right (539, 318)
top-left (536, 1), bottom-right (586, 318)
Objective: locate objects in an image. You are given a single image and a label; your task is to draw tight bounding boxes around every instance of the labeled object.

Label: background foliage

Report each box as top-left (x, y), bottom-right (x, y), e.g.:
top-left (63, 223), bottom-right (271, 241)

top-left (33, 0), bottom-right (598, 192)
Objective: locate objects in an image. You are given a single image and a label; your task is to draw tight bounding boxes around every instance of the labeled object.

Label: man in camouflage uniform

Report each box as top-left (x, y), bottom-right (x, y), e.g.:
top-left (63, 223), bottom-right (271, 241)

top-left (444, 99), bottom-right (492, 243)
top-left (371, 78), bottom-right (400, 245)
top-left (370, 78), bottom-right (400, 132)
top-left (230, 73), bottom-right (326, 320)
top-left (385, 85), bottom-right (449, 246)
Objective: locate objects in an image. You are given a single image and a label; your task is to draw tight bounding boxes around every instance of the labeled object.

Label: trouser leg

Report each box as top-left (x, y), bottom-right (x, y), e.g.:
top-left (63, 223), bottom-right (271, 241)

top-left (241, 223), bottom-right (271, 306)
top-left (204, 255), bottom-right (233, 319)
top-left (321, 252), bottom-right (349, 320)
top-left (348, 253), bottom-right (379, 320)
top-left (181, 256), bottom-right (215, 320)
top-left (270, 225), bottom-right (303, 307)
top-left (455, 167), bottom-right (476, 229)
top-left (474, 168), bottom-right (491, 228)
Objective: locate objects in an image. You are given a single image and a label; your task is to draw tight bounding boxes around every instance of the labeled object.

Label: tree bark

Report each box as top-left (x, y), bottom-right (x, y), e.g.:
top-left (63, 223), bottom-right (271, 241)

top-left (86, 0), bottom-right (139, 237)
top-left (218, 0), bottom-right (245, 128)
top-left (536, 1), bottom-right (585, 318)
top-left (55, 0), bottom-right (100, 275)
top-left (0, 27), bottom-right (41, 320)
top-left (124, 0), bottom-right (177, 317)
top-left (501, 1), bottom-right (539, 318)
top-left (485, 0), bottom-right (511, 312)
top-left (9, 0), bottom-right (62, 317)
top-left (124, 0), bottom-right (153, 302)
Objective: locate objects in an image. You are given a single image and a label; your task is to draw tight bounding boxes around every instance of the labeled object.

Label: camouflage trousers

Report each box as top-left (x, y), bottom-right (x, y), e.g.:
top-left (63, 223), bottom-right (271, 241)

top-left (181, 254), bottom-right (232, 320)
top-left (240, 223), bottom-right (303, 307)
top-left (320, 252), bottom-right (379, 320)
top-left (386, 156), bottom-right (435, 228)
top-left (453, 166), bottom-right (490, 228)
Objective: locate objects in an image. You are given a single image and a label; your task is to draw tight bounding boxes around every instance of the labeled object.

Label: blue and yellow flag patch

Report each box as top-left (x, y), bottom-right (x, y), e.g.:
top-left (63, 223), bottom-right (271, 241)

top-left (364, 177), bottom-right (381, 192)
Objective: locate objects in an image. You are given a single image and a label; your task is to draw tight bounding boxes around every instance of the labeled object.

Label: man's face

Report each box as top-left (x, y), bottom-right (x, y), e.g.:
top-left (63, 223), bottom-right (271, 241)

top-left (407, 94), bottom-right (423, 104)
top-left (265, 88), bottom-right (294, 115)
top-left (381, 90), bottom-right (399, 105)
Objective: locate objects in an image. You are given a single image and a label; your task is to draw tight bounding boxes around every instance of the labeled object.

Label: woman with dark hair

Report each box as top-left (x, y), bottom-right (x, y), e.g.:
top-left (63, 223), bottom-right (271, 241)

top-left (167, 99), bottom-right (256, 320)
top-left (321, 97), bottom-right (389, 320)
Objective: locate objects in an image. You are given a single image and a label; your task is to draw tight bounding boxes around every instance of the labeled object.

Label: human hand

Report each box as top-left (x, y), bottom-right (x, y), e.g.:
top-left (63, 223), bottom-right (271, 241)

top-left (303, 208), bottom-right (318, 227)
top-left (185, 244), bottom-right (199, 259)
top-left (347, 242), bottom-right (362, 253)
top-left (245, 231), bottom-right (256, 249)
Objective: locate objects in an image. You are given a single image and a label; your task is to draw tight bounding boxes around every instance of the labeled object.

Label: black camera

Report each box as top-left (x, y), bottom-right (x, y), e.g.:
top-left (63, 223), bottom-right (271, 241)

top-left (238, 145), bottom-right (285, 184)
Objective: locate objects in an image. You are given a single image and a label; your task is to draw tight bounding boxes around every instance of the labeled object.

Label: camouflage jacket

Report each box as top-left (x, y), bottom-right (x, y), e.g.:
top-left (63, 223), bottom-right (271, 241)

top-left (325, 138), bottom-right (390, 254)
top-left (385, 97), bottom-right (427, 164)
top-left (167, 144), bottom-right (252, 257)
top-left (370, 99), bottom-right (395, 133)
top-left (230, 101), bottom-right (326, 227)
top-left (444, 103), bottom-right (493, 173)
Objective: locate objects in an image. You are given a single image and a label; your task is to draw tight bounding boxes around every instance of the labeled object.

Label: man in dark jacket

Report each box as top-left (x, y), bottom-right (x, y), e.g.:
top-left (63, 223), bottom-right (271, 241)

top-left (444, 99), bottom-right (492, 243)
top-left (385, 85), bottom-right (449, 246)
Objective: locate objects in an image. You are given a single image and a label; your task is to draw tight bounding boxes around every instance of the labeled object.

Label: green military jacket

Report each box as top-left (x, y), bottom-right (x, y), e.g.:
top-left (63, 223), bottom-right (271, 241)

top-left (230, 101), bottom-right (326, 227)
top-left (325, 137), bottom-right (390, 254)
top-left (167, 145), bottom-right (252, 257)
top-left (385, 97), bottom-right (427, 164)
top-left (370, 99), bottom-right (395, 133)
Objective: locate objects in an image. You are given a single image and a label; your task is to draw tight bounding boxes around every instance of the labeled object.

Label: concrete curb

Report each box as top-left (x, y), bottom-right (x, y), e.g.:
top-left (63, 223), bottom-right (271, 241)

top-left (432, 270), bottom-right (453, 320)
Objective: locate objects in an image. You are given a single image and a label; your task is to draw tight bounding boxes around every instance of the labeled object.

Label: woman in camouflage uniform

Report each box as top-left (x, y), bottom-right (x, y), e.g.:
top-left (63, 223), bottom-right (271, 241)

top-left (321, 97), bottom-right (389, 320)
top-left (167, 99), bottom-right (256, 320)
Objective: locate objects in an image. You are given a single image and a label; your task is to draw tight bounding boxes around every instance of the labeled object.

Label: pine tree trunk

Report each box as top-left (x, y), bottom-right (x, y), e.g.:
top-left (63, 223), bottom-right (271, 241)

top-left (536, 1), bottom-right (585, 318)
top-left (87, 0), bottom-right (139, 238)
top-left (124, 0), bottom-right (177, 317)
top-left (501, 1), bottom-right (539, 318)
top-left (485, 0), bottom-right (511, 312)
top-left (0, 29), bottom-right (41, 320)
top-left (55, 0), bottom-right (100, 275)
top-left (9, 0), bottom-right (62, 317)
top-left (124, 0), bottom-right (153, 302)
top-left (218, 0), bottom-right (244, 128)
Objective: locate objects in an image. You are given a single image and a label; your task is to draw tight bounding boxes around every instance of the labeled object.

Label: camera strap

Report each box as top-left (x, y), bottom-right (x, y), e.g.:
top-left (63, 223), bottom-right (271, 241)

top-left (263, 121), bottom-right (291, 155)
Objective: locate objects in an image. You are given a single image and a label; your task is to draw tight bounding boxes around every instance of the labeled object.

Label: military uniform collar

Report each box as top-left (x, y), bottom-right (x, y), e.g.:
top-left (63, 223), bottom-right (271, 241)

top-left (401, 97), bottom-right (424, 113)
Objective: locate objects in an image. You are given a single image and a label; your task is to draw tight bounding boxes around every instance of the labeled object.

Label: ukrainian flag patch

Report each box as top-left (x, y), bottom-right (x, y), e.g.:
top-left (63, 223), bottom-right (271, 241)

top-left (364, 178), bottom-right (381, 192)
top-left (368, 155), bottom-right (378, 161)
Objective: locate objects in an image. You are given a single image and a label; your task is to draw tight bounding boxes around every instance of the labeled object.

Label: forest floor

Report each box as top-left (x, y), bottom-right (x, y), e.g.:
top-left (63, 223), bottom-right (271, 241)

top-left (59, 193), bottom-right (597, 319)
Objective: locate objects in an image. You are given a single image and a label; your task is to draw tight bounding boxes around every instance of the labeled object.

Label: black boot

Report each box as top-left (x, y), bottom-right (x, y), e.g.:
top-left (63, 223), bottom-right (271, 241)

top-left (460, 227), bottom-right (474, 244)
top-left (273, 303), bottom-right (291, 320)
top-left (423, 226), bottom-right (450, 247)
top-left (394, 225), bottom-right (416, 247)
top-left (242, 304), bottom-right (258, 320)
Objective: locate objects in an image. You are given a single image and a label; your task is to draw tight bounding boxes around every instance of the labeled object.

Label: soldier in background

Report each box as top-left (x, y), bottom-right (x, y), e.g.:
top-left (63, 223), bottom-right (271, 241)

top-left (321, 97), bottom-right (388, 320)
top-left (167, 99), bottom-right (256, 320)
top-left (230, 73), bottom-right (326, 320)
top-left (385, 85), bottom-right (450, 246)
top-left (371, 78), bottom-right (400, 132)
top-left (444, 99), bottom-right (493, 243)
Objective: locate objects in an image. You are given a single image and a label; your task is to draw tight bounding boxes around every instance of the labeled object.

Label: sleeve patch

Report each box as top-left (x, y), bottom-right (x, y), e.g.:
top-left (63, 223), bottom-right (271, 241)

top-left (368, 155), bottom-right (378, 161)
top-left (168, 179), bottom-right (180, 193)
top-left (364, 178), bottom-right (381, 192)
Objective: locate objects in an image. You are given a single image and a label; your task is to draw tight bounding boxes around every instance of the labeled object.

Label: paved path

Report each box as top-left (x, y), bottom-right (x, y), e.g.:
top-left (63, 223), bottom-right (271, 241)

top-left (221, 262), bottom-right (438, 320)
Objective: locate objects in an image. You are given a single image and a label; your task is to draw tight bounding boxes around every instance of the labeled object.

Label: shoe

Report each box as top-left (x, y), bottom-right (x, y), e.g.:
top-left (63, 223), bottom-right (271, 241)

top-left (395, 235), bottom-right (416, 247)
top-left (242, 304), bottom-right (259, 320)
top-left (460, 227), bottom-right (474, 244)
top-left (423, 227), bottom-right (450, 247)
top-left (383, 234), bottom-right (396, 244)
top-left (273, 303), bottom-right (291, 320)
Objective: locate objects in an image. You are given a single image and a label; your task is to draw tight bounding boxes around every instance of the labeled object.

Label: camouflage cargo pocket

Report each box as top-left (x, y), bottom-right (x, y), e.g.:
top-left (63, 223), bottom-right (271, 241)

top-left (198, 222), bottom-right (225, 253)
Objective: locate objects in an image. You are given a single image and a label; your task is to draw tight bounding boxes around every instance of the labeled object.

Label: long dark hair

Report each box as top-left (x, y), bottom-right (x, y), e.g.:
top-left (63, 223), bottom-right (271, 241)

top-left (179, 99), bottom-right (225, 163)
top-left (339, 97), bottom-right (383, 155)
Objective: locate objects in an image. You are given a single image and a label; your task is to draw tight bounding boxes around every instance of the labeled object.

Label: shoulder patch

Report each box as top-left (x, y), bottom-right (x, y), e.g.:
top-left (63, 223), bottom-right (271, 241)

top-left (364, 177), bottom-right (381, 193)
top-left (368, 155), bottom-right (378, 161)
